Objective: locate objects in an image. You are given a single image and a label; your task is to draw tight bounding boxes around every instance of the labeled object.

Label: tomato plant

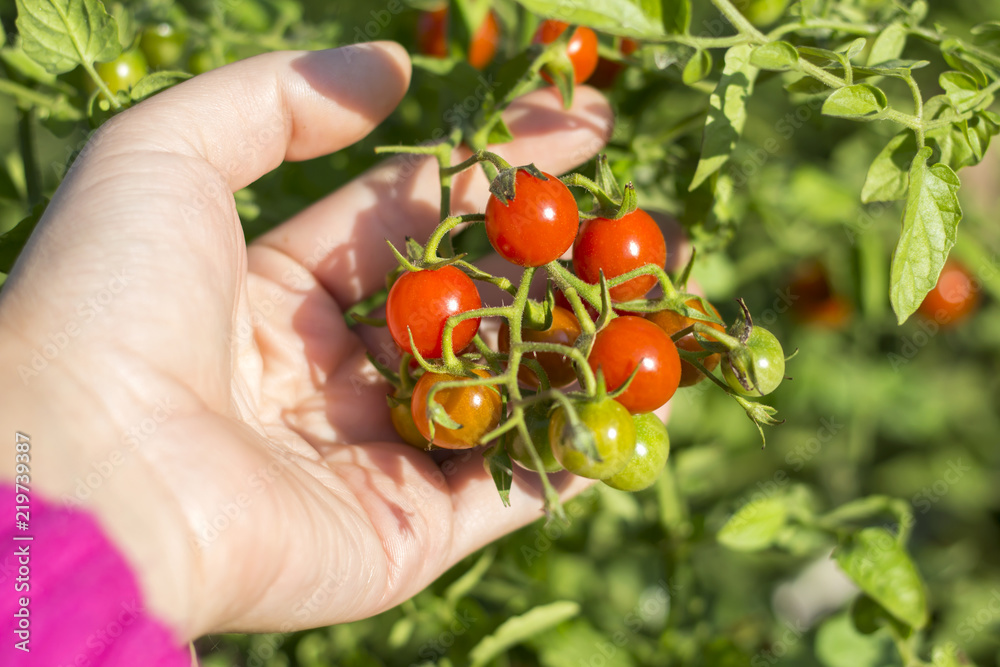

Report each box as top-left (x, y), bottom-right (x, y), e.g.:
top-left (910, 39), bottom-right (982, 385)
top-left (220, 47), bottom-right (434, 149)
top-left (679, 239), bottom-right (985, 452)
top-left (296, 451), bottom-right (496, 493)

top-left (532, 20), bottom-right (599, 84)
top-left (411, 369), bottom-right (500, 449)
top-left (6, 1), bottom-right (999, 665)
top-left (484, 169), bottom-right (579, 267)
top-left (603, 412), bottom-right (670, 491)
top-left (390, 394), bottom-right (430, 450)
top-left (573, 208), bottom-right (667, 302)
top-left (548, 397), bottom-right (635, 479)
top-left (386, 266), bottom-right (482, 359)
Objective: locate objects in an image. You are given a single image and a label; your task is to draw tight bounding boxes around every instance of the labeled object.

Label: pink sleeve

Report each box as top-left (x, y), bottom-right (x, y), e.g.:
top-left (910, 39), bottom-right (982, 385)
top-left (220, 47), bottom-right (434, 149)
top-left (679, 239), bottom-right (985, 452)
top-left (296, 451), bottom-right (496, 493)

top-left (1, 483), bottom-right (193, 666)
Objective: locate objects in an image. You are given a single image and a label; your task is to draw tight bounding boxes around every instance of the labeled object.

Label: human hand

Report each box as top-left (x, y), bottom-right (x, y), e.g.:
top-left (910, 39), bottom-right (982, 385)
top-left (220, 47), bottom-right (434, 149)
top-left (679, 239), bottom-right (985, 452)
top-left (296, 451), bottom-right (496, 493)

top-left (0, 43), bottom-right (613, 641)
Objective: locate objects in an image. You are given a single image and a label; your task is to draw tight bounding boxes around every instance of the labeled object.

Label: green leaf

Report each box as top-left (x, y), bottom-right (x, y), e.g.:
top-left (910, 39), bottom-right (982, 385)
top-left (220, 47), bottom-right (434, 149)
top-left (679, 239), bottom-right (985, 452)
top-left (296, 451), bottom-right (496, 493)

top-left (834, 527), bottom-right (929, 628)
top-left (689, 44), bottom-right (758, 191)
top-left (129, 71), bottom-right (191, 103)
top-left (850, 594), bottom-right (911, 637)
top-left (469, 601), bottom-right (580, 667)
top-left (862, 131), bottom-right (916, 203)
top-left (511, 0), bottom-right (665, 38)
top-left (0, 199), bottom-right (47, 274)
top-left (0, 46), bottom-right (63, 87)
top-left (841, 37), bottom-right (867, 61)
top-left (444, 548), bottom-right (495, 603)
top-left (889, 147), bottom-right (962, 324)
top-left (816, 613), bottom-right (894, 667)
top-left (662, 0), bottom-right (691, 34)
top-left (15, 0), bottom-right (121, 74)
top-left (483, 443), bottom-right (513, 507)
top-left (750, 41), bottom-right (798, 72)
top-left (821, 84), bottom-right (887, 119)
top-left (717, 497), bottom-right (788, 552)
top-left (484, 116), bottom-right (514, 145)
top-left (682, 49), bottom-right (712, 85)
top-left (940, 71), bottom-right (981, 113)
top-left (867, 22), bottom-right (908, 65)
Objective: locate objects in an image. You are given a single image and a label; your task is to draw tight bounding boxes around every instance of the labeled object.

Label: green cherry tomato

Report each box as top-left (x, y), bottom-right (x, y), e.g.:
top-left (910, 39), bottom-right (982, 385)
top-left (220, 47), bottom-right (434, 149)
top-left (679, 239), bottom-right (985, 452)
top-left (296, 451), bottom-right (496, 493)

top-left (508, 402), bottom-right (562, 473)
top-left (549, 398), bottom-right (636, 480)
top-left (140, 23), bottom-right (187, 69)
top-left (94, 49), bottom-right (149, 95)
top-left (603, 413), bottom-right (670, 492)
top-left (390, 394), bottom-right (430, 450)
top-left (722, 326), bottom-right (786, 396)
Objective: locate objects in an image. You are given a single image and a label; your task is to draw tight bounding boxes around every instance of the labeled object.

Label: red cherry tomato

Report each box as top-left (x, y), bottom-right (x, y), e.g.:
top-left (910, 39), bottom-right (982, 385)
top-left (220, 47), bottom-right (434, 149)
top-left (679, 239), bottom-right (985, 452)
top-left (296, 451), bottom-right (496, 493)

top-left (485, 170), bottom-right (579, 267)
top-left (386, 266), bottom-right (482, 359)
top-left (411, 369), bottom-right (501, 449)
top-left (589, 37), bottom-right (639, 88)
top-left (532, 20), bottom-right (599, 84)
top-left (417, 8), bottom-right (448, 58)
top-left (788, 262), bottom-right (852, 329)
top-left (587, 316), bottom-right (681, 413)
top-left (646, 298), bottom-right (725, 387)
top-left (573, 208), bottom-right (667, 302)
top-left (418, 8), bottom-right (500, 69)
top-left (917, 259), bottom-right (980, 327)
top-left (498, 306), bottom-right (582, 388)
top-left (468, 11), bottom-right (500, 69)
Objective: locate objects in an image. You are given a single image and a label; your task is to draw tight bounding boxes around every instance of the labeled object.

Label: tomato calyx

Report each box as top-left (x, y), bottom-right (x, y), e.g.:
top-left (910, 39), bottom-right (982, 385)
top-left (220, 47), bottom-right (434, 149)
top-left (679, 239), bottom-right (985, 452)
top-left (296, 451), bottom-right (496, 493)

top-left (488, 163), bottom-right (548, 206)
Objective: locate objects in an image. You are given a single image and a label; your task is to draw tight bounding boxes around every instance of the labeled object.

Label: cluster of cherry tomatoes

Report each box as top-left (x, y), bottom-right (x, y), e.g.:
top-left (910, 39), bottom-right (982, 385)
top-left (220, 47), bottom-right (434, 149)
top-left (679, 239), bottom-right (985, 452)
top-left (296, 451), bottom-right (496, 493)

top-left (417, 8), bottom-right (636, 89)
top-left (378, 160), bottom-right (787, 495)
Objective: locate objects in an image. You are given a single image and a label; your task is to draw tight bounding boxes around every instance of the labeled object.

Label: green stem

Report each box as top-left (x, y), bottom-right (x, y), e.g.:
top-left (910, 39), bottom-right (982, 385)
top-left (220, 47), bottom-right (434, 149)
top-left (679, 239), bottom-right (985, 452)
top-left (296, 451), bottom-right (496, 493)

top-left (81, 60), bottom-right (121, 110)
top-left (905, 76), bottom-right (925, 148)
top-left (422, 214), bottom-right (485, 263)
top-left (710, 0), bottom-right (767, 42)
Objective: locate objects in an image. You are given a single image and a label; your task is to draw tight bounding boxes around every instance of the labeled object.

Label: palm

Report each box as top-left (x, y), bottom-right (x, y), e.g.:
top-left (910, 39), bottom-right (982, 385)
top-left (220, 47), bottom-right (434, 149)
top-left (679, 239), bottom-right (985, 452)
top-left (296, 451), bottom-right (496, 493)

top-left (0, 46), bottom-right (613, 639)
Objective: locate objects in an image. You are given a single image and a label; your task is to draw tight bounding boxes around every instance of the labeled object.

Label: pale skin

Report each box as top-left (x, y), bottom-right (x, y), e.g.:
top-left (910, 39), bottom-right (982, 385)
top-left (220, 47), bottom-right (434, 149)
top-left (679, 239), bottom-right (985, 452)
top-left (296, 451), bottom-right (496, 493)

top-left (0, 42), bottom-right (619, 642)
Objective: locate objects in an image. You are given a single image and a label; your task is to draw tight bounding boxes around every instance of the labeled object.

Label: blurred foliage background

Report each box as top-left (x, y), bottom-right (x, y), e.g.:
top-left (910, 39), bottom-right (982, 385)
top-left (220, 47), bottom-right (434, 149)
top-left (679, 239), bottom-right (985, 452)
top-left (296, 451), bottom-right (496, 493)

top-left (2, 0), bottom-right (1000, 665)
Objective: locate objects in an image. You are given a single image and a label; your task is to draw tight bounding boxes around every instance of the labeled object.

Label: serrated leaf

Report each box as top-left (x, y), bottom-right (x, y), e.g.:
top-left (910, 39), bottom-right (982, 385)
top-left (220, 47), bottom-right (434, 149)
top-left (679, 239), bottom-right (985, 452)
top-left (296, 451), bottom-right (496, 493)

top-left (682, 49), bottom-right (712, 85)
top-left (469, 601), bottom-right (580, 667)
top-left (939, 71), bottom-right (981, 113)
top-left (868, 22), bottom-right (908, 65)
top-left (483, 444), bottom-right (513, 507)
top-left (750, 41), bottom-right (798, 71)
top-left (689, 44), bottom-right (758, 191)
top-left (822, 84), bottom-right (887, 119)
top-left (862, 131), bottom-right (916, 203)
top-left (15, 0), bottom-right (121, 74)
top-left (662, 0), bottom-right (691, 34)
top-left (0, 199), bottom-right (47, 273)
top-left (129, 70), bottom-right (191, 103)
top-left (717, 497), bottom-right (788, 552)
top-left (512, 0), bottom-right (665, 38)
top-left (890, 147), bottom-right (962, 324)
top-left (834, 527), bottom-right (929, 628)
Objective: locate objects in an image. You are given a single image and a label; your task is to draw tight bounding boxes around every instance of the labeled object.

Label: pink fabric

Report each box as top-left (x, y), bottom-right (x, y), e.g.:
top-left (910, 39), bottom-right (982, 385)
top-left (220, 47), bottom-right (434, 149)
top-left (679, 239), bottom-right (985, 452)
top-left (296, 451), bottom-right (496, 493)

top-left (1, 484), bottom-right (192, 666)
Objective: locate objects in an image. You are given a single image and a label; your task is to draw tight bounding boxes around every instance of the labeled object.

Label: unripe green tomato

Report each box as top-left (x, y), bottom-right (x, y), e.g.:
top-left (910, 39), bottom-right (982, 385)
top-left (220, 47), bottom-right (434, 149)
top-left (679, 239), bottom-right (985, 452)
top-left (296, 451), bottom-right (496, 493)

top-left (549, 398), bottom-right (635, 480)
top-left (188, 50), bottom-right (220, 75)
top-left (508, 403), bottom-right (562, 473)
top-left (738, 0), bottom-right (790, 26)
top-left (92, 49), bottom-right (149, 94)
top-left (390, 396), bottom-right (430, 450)
top-left (722, 326), bottom-right (785, 396)
top-left (603, 413), bottom-right (670, 492)
top-left (140, 23), bottom-right (187, 69)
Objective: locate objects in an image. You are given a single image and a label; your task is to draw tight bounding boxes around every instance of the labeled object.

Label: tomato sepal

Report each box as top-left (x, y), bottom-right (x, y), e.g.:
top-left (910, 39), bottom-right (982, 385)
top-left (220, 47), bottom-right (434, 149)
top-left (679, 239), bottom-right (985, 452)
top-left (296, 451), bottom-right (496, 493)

top-left (483, 442), bottom-right (514, 507)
